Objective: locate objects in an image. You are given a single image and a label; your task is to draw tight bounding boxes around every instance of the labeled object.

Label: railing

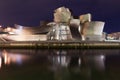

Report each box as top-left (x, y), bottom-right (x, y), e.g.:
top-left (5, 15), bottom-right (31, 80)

top-left (0, 41), bottom-right (120, 49)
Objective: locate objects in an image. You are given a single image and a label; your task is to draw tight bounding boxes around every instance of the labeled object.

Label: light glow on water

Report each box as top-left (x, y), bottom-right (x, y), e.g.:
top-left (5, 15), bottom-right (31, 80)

top-left (0, 50), bottom-right (31, 68)
top-left (0, 57), bottom-right (2, 69)
top-left (0, 49), bottom-right (119, 80)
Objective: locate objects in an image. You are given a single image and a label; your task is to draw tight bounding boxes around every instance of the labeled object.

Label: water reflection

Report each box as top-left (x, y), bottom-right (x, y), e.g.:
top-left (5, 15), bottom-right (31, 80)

top-left (0, 49), bottom-right (120, 80)
top-left (0, 49), bottom-right (118, 69)
top-left (0, 49), bottom-right (31, 67)
top-left (50, 50), bottom-right (105, 72)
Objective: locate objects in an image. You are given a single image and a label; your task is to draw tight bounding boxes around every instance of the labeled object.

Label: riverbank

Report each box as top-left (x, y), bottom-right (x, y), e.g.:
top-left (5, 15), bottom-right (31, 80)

top-left (0, 41), bottom-right (120, 49)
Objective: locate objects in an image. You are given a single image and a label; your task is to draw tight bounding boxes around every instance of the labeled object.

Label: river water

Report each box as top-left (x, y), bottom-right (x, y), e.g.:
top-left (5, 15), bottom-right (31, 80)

top-left (0, 49), bottom-right (120, 80)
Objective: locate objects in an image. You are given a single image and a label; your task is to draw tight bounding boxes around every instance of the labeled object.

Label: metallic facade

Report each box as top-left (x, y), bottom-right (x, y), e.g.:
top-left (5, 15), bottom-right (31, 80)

top-left (1, 7), bottom-right (105, 41)
top-left (47, 23), bottom-right (72, 40)
top-left (81, 21), bottom-right (105, 41)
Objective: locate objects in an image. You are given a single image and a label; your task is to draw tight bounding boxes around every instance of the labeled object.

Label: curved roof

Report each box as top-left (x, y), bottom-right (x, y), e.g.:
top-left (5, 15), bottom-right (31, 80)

top-left (14, 24), bottom-right (52, 35)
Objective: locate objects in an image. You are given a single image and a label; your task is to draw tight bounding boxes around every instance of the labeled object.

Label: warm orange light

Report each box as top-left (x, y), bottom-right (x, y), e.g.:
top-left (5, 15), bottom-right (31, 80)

top-left (2, 50), bottom-right (10, 65)
top-left (6, 27), bottom-right (12, 32)
top-left (0, 57), bottom-right (2, 69)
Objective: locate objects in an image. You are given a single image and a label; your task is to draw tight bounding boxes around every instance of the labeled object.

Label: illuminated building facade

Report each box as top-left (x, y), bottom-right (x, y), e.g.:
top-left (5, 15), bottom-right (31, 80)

top-left (47, 23), bottom-right (72, 40)
top-left (81, 21), bottom-right (105, 41)
top-left (0, 7), bottom-right (105, 41)
top-left (47, 7), bottom-right (105, 41)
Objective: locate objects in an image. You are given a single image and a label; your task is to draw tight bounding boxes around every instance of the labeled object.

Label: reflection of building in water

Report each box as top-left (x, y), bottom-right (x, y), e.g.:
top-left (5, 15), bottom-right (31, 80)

top-left (0, 50), bottom-right (30, 68)
top-left (50, 50), bottom-right (106, 80)
top-left (85, 55), bottom-right (105, 71)
top-left (50, 50), bottom-right (105, 71)
top-left (0, 50), bottom-right (2, 68)
top-left (51, 50), bottom-right (105, 71)
top-left (51, 50), bottom-right (70, 67)
top-left (94, 55), bottom-right (105, 71)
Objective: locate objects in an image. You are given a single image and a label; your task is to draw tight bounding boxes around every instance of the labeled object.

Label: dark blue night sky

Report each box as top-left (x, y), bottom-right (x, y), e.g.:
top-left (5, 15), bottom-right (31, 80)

top-left (0, 0), bottom-right (120, 33)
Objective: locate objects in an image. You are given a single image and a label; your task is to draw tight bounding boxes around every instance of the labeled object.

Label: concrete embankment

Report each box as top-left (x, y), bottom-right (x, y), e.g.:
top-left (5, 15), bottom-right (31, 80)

top-left (0, 41), bottom-right (120, 49)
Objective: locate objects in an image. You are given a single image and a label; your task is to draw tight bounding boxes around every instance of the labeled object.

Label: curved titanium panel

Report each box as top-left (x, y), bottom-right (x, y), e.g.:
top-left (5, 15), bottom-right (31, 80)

top-left (15, 24), bottom-right (52, 35)
top-left (81, 21), bottom-right (105, 41)
top-left (81, 21), bottom-right (105, 36)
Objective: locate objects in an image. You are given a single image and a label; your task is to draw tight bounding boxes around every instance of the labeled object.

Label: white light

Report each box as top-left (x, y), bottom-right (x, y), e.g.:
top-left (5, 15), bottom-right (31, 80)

top-left (9, 32), bottom-right (15, 34)
top-left (6, 27), bottom-right (12, 32)
top-left (100, 55), bottom-right (105, 60)
top-left (15, 25), bottom-right (23, 34)
top-left (78, 58), bottom-right (81, 66)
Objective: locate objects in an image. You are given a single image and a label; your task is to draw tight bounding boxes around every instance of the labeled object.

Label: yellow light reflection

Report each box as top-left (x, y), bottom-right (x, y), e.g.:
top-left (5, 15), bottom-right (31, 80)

top-left (2, 50), bottom-right (10, 65)
top-left (0, 57), bottom-right (2, 69)
top-left (1, 50), bottom-right (31, 66)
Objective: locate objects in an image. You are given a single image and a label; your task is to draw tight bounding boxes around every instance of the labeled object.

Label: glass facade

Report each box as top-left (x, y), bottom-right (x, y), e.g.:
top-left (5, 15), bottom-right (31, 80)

top-left (47, 23), bottom-right (72, 40)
